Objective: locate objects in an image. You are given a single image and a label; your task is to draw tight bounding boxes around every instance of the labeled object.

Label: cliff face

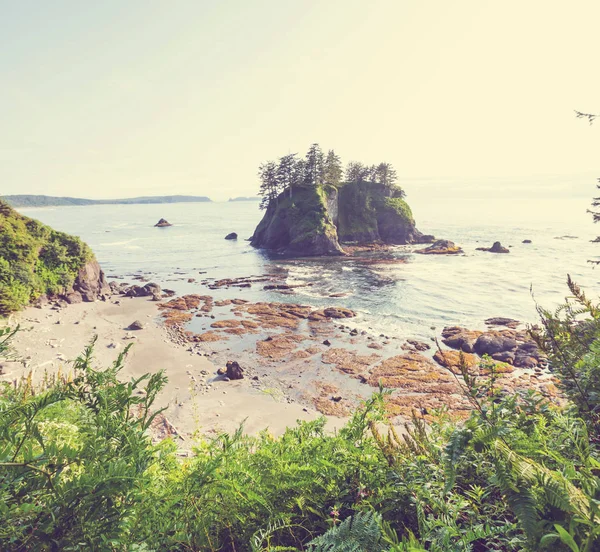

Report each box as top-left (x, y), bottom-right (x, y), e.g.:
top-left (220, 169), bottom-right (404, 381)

top-left (250, 187), bottom-right (344, 257)
top-left (0, 200), bottom-right (109, 315)
top-left (251, 182), bottom-right (431, 257)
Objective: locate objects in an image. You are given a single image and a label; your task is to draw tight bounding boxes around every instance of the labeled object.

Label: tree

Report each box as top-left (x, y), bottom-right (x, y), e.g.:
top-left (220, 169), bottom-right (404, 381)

top-left (323, 150), bottom-right (343, 188)
top-left (375, 162), bottom-right (398, 187)
top-left (345, 162), bottom-right (365, 184)
top-left (304, 143), bottom-right (324, 188)
top-left (276, 153), bottom-right (297, 196)
top-left (258, 161), bottom-right (279, 210)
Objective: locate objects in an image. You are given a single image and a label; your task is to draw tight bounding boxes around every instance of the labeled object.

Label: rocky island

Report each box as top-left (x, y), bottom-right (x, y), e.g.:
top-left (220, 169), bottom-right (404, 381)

top-left (250, 144), bottom-right (433, 256)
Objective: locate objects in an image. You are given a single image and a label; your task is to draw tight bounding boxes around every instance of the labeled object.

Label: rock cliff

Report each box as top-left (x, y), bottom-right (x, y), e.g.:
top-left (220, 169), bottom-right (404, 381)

top-left (250, 182), bottom-right (431, 257)
top-left (0, 200), bottom-right (110, 314)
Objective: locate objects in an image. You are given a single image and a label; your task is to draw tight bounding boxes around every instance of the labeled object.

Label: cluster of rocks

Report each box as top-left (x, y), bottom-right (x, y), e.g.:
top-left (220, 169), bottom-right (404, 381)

top-left (441, 324), bottom-right (545, 368)
top-left (33, 260), bottom-right (112, 306)
top-left (415, 240), bottom-right (516, 256)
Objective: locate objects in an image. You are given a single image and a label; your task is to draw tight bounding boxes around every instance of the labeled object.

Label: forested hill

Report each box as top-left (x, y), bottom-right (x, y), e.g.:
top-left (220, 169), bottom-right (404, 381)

top-left (2, 195), bottom-right (212, 208)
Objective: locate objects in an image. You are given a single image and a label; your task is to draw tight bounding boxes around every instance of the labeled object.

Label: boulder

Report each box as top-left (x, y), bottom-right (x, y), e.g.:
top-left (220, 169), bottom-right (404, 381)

top-left (491, 351), bottom-right (516, 364)
top-left (476, 241), bottom-right (509, 253)
top-left (473, 333), bottom-right (518, 356)
top-left (485, 317), bottom-right (520, 329)
top-left (225, 232), bottom-right (238, 240)
top-left (323, 307), bottom-right (356, 319)
top-left (406, 339), bottom-right (430, 351)
top-left (124, 285), bottom-right (145, 297)
top-left (127, 320), bottom-right (144, 330)
top-left (143, 282), bottom-right (161, 297)
top-left (154, 218), bottom-right (172, 227)
top-left (441, 326), bottom-right (482, 353)
top-left (522, 239), bottom-right (532, 244)
top-left (415, 239), bottom-right (463, 255)
top-left (73, 260), bottom-right (111, 302)
top-left (226, 360), bottom-right (244, 380)
top-left (64, 291), bottom-right (83, 304)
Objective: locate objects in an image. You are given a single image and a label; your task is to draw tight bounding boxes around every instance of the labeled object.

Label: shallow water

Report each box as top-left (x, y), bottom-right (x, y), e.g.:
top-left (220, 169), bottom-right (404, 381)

top-left (19, 184), bottom-right (600, 343)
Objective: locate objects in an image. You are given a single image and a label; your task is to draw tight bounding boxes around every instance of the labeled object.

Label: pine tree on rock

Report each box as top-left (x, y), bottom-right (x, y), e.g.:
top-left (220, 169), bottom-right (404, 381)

top-left (276, 153), bottom-right (297, 197)
top-left (375, 162), bottom-right (398, 187)
top-left (346, 161), bottom-right (366, 184)
top-left (258, 161), bottom-right (279, 210)
top-left (323, 150), bottom-right (343, 188)
top-left (304, 143), bottom-right (324, 188)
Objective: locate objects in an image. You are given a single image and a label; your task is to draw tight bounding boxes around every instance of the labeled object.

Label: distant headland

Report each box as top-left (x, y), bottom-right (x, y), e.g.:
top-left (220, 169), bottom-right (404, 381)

top-left (2, 195), bottom-right (212, 208)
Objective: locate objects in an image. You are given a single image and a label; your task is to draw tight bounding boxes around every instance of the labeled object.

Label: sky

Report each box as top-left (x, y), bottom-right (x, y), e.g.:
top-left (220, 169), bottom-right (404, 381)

top-left (1, 0), bottom-right (599, 202)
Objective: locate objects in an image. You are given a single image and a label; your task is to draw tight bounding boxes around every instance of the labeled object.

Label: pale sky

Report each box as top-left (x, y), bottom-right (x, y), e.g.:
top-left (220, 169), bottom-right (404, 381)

top-left (1, 0), bottom-right (599, 201)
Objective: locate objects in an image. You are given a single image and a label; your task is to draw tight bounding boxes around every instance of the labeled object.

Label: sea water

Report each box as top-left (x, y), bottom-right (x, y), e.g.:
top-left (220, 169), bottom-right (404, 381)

top-left (19, 176), bottom-right (600, 342)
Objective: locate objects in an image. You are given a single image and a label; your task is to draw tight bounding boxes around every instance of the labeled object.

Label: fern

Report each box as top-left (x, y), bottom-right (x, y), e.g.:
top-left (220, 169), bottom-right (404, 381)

top-left (307, 511), bottom-right (386, 552)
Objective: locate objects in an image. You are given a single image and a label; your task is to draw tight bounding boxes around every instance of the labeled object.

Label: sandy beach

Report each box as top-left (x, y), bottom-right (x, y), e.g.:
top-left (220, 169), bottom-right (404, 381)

top-left (1, 296), bottom-right (343, 442)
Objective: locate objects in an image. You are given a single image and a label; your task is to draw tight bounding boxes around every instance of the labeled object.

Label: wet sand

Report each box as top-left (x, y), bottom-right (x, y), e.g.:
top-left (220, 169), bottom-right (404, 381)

top-left (1, 297), bottom-right (344, 442)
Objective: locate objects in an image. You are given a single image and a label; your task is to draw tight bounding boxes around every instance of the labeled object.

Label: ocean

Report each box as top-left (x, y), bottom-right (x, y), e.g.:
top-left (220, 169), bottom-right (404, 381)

top-left (19, 178), bottom-right (600, 343)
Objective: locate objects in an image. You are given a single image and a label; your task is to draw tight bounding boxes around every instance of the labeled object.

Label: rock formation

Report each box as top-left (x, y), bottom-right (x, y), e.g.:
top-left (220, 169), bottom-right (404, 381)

top-left (250, 182), bottom-right (432, 257)
top-left (73, 260), bottom-right (111, 302)
top-left (224, 232), bottom-right (238, 240)
top-left (154, 218), bottom-right (172, 227)
top-left (415, 239), bottom-right (463, 255)
top-left (476, 241), bottom-right (509, 253)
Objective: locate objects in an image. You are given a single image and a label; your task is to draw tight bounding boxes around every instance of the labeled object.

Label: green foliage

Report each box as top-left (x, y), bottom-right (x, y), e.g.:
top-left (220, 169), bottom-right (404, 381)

top-left (307, 511), bottom-right (384, 551)
top-left (2, 285), bottom-right (600, 551)
top-left (0, 200), bottom-right (93, 315)
top-left (532, 275), bottom-right (600, 438)
top-left (383, 197), bottom-right (414, 225)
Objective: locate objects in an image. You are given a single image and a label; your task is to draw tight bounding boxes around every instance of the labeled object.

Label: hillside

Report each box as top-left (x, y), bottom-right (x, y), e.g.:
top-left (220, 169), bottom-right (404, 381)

top-left (2, 195), bottom-right (212, 208)
top-left (0, 200), bottom-right (109, 314)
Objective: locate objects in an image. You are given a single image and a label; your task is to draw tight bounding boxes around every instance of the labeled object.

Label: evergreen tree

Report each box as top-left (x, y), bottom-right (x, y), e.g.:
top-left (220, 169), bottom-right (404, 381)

top-left (365, 164), bottom-right (378, 183)
top-left (276, 153), bottom-right (297, 196)
top-left (304, 143), bottom-right (324, 188)
top-left (258, 161), bottom-right (279, 210)
top-left (323, 150), bottom-right (343, 188)
top-left (375, 162), bottom-right (398, 187)
top-left (346, 161), bottom-right (365, 183)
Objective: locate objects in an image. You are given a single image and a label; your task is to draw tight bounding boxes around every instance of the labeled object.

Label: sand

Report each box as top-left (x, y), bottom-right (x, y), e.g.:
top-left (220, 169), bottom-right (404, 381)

top-left (1, 297), bottom-right (343, 443)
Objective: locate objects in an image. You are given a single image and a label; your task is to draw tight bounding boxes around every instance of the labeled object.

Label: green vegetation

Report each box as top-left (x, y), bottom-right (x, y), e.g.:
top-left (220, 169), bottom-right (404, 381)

top-left (2, 283), bottom-right (600, 550)
top-left (382, 197), bottom-right (414, 225)
top-left (0, 200), bottom-right (93, 314)
top-left (2, 195), bottom-right (212, 208)
top-left (258, 143), bottom-right (402, 211)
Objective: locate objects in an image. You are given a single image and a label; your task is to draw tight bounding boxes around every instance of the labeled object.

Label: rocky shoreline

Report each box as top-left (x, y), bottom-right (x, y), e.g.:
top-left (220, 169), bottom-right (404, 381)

top-left (14, 249), bottom-right (561, 432)
top-left (96, 265), bottom-right (560, 424)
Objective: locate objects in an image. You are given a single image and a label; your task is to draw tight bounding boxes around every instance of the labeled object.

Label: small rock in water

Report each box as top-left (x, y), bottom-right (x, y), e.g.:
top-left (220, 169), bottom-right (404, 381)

top-left (224, 232), bottom-right (238, 240)
top-left (323, 339), bottom-right (332, 346)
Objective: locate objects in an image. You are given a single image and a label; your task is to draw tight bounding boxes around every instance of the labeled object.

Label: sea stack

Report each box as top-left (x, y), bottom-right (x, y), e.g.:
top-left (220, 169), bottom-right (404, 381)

top-left (250, 183), bottom-right (432, 257)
